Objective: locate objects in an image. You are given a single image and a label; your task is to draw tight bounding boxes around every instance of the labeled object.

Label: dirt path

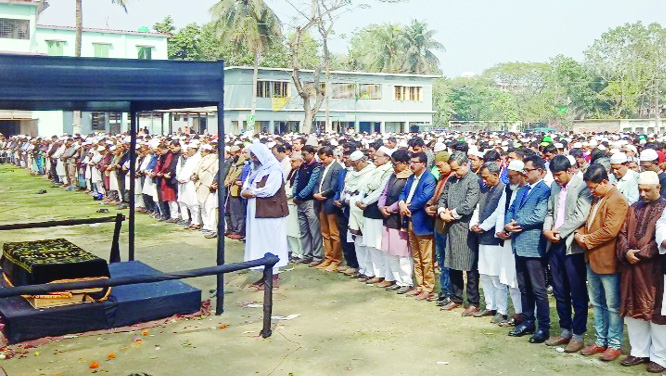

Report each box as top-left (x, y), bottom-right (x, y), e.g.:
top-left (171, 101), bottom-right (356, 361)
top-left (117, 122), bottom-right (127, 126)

top-left (0, 165), bottom-right (641, 375)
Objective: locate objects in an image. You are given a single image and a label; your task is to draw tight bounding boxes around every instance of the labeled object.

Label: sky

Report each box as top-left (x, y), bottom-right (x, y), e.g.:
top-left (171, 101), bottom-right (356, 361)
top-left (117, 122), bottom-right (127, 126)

top-left (37, 0), bottom-right (666, 77)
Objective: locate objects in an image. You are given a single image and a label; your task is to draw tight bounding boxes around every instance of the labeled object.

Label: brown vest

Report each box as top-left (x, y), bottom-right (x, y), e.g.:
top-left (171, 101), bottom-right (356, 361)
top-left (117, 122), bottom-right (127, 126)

top-left (255, 175), bottom-right (289, 218)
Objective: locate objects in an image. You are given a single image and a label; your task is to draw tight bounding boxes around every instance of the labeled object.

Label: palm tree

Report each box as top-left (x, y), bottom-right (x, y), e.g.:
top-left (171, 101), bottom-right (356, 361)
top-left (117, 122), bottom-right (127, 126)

top-left (402, 19), bottom-right (444, 74)
top-left (210, 0), bottom-right (282, 133)
top-left (367, 23), bottom-right (405, 73)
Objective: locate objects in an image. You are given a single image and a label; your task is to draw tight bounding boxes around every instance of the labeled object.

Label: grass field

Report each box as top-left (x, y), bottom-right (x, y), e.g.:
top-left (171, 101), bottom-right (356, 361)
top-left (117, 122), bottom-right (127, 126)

top-left (0, 164), bottom-right (648, 375)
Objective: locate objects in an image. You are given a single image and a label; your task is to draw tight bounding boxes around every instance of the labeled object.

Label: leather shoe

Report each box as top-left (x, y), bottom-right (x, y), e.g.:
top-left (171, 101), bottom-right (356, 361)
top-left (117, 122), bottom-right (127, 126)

top-left (528, 329), bottom-right (549, 343)
top-left (365, 277), bottom-right (384, 285)
top-left (646, 361), bottom-right (666, 373)
top-left (415, 292), bottom-right (435, 301)
top-left (385, 283), bottom-right (401, 291)
top-left (508, 323), bottom-right (535, 337)
top-left (343, 268), bottom-right (358, 276)
top-left (375, 280), bottom-right (395, 288)
top-left (581, 343), bottom-right (607, 356)
top-left (440, 301), bottom-right (460, 311)
top-left (358, 275), bottom-right (371, 283)
top-left (396, 286), bottom-right (415, 294)
top-left (323, 264), bottom-right (339, 272)
top-left (308, 260), bottom-right (323, 267)
top-left (462, 306), bottom-right (480, 317)
top-left (620, 355), bottom-right (649, 367)
top-left (405, 288), bottom-right (422, 297)
top-left (473, 309), bottom-right (495, 318)
top-left (436, 297), bottom-right (452, 307)
top-left (545, 336), bottom-right (571, 347)
top-left (350, 272), bottom-right (363, 279)
top-left (564, 339), bottom-right (585, 353)
top-left (599, 347), bottom-right (622, 362)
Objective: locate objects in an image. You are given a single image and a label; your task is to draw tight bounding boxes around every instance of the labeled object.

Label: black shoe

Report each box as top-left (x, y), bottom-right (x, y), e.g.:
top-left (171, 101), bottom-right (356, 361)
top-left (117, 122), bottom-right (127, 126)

top-left (508, 323), bottom-right (535, 337)
top-left (385, 284), bottom-right (401, 291)
top-left (528, 329), bottom-right (549, 343)
top-left (436, 297), bottom-right (451, 307)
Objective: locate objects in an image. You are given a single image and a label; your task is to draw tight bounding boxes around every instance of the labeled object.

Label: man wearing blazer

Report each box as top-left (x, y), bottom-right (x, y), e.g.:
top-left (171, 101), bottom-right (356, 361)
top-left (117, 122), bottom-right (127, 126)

top-left (504, 154), bottom-right (552, 343)
top-left (314, 146), bottom-right (343, 271)
top-left (542, 156), bottom-right (592, 352)
top-left (574, 163), bottom-right (629, 362)
top-left (399, 152), bottom-right (437, 299)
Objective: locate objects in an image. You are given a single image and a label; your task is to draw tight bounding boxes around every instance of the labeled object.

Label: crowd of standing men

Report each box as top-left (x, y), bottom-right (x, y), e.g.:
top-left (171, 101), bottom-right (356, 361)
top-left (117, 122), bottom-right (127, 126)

top-left (1, 129), bottom-right (666, 373)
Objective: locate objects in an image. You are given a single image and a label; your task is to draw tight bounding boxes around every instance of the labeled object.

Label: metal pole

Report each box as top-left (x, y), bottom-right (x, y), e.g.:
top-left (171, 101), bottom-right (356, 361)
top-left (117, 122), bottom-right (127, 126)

top-left (129, 107), bottom-right (137, 261)
top-left (215, 64), bottom-right (226, 315)
top-left (261, 263), bottom-right (274, 338)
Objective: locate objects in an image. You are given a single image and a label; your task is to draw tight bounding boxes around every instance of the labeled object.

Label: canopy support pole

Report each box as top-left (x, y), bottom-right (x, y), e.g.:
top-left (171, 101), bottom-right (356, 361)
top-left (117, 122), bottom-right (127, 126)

top-left (215, 97), bottom-right (225, 315)
top-left (129, 107), bottom-right (137, 261)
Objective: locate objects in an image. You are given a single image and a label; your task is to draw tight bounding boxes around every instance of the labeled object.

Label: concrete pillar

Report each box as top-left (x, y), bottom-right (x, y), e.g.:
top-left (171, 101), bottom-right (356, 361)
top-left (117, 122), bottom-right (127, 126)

top-left (354, 120), bottom-right (360, 132)
top-left (403, 122), bottom-right (410, 133)
top-left (269, 120), bottom-right (275, 135)
top-left (380, 121), bottom-right (386, 134)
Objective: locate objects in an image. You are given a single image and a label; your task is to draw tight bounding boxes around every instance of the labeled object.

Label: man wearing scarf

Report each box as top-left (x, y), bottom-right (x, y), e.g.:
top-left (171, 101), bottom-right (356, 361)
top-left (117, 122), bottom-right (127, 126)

top-left (357, 146), bottom-right (394, 286)
top-left (241, 143), bottom-right (289, 285)
top-left (343, 150), bottom-right (376, 280)
top-left (621, 171), bottom-right (666, 373)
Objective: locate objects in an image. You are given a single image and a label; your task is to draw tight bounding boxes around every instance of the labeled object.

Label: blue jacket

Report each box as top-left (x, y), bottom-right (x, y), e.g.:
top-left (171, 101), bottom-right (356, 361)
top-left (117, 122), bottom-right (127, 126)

top-left (505, 181), bottom-right (551, 257)
top-left (399, 170), bottom-right (436, 236)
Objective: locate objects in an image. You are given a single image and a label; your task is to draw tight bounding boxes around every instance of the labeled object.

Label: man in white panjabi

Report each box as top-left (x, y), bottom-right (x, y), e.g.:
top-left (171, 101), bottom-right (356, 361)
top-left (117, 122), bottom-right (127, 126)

top-left (241, 143), bottom-right (289, 287)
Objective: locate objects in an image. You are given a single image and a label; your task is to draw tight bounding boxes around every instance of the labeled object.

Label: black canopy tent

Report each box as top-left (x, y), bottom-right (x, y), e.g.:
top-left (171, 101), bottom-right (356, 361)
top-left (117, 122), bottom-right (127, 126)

top-left (0, 54), bottom-right (228, 314)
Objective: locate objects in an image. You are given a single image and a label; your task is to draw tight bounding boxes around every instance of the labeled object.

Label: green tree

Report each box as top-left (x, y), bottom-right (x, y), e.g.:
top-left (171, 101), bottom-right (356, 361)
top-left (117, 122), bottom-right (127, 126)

top-left (402, 19), bottom-right (443, 74)
top-left (210, 0), bottom-right (283, 132)
top-left (153, 15), bottom-right (176, 35)
top-left (584, 21), bottom-right (666, 119)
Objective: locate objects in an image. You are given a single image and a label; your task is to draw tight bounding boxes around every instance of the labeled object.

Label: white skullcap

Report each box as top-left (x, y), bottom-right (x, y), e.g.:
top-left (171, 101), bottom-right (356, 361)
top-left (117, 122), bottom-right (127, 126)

top-left (610, 152), bottom-right (627, 164)
top-left (554, 142), bottom-right (564, 149)
top-left (349, 150), bottom-right (364, 162)
top-left (640, 149), bottom-right (659, 162)
top-left (638, 171), bottom-right (660, 185)
top-left (96, 145), bottom-right (105, 152)
top-left (625, 145), bottom-right (637, 154)
top-left (508, 160), bottom-right (525, 173)
top-left (597, 145), bottom-right (607, 151)
top-left (201, 144), bottom-right (213, 151)
top-left (589, 140), bottom-right (598, 146)
top-left (330, 139), bottom-right (339, 146)
top-left (266, 141), bottom-right (276, 149)
top-left (433, 142), bottom-right (446, 153)
top-left (377, 146), bottom-right (393, 157)
top-left (566, 155), bottom-right (576, 166)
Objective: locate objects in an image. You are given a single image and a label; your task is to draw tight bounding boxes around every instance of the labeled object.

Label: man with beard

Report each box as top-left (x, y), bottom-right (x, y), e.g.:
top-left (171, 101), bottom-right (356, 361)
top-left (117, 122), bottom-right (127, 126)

top-left (619, 171), bottom-right (666, 373)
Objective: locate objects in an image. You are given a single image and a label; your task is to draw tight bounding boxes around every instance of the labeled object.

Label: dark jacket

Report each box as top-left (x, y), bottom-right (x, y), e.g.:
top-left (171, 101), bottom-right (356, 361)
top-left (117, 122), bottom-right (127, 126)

top-left (316, 160), bottom-right (342, 214)
top-left (293, 160), bottom-right (322, 201)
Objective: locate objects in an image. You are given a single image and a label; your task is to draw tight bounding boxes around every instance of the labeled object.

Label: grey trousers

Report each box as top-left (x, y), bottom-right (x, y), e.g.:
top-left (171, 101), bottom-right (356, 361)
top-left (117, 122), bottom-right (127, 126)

top-left (297, 200), bottom-right (323, 261)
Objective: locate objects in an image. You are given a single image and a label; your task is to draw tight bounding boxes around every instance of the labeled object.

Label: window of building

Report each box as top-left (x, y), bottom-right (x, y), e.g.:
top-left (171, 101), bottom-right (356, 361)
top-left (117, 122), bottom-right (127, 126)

top-left (0, 18), bottom-right (30, 40)
top-left (257, 81), bottom-right (270, 98)
top-left (137, 46), bottom-right (152, 60)
top-left (93, 43), bottom-right (110, 58)
top-left (394, 85), bottom-right (423, 102)
top-left (46, 40), bottom-right (65, 56)
top-left (257, 81), bottom-right (290, 98)
top-left (358, 84), bottom-right (382, 100)
top-left (331, 83), bottom-right (356, 100)
top-left (91, 112), bottom-right (107, 131)
top-left (272, 81), bottom-right (289, 98)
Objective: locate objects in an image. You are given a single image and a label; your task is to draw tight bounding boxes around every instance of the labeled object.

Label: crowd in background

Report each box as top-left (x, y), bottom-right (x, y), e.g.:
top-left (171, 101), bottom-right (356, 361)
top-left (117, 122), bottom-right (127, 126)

top-left (1, 129), bottom-right (666, 373)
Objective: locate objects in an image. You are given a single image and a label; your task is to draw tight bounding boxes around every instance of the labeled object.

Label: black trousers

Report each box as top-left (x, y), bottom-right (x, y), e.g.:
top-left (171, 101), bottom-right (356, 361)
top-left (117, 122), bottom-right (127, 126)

top-left (515, 255), bottom-right (550, 330)
top-left (337, 206), bottom-right (358, 268)
top-left (548, 242), bottom-right (588, 335)
top-left (449, 269), bottom-right (480, 306)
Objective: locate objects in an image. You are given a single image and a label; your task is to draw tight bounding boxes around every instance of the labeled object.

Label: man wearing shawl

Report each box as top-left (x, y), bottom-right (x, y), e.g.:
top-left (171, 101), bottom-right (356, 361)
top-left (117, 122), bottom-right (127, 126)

top-left (620, 171), bottom-right (666, 373)
top-left (241, 143), bottom-right (289, 285)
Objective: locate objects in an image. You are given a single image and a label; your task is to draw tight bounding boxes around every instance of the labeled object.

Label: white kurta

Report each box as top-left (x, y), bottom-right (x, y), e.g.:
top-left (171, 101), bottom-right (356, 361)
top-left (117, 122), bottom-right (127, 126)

top-left (471, 194), bottom-right (503, 277)
top-left (177, 153), bottom-right (202, 207)
top-left (243, 168), bottom-right (289, 272)
top-left (493, 188), bottom-right (520, 289)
